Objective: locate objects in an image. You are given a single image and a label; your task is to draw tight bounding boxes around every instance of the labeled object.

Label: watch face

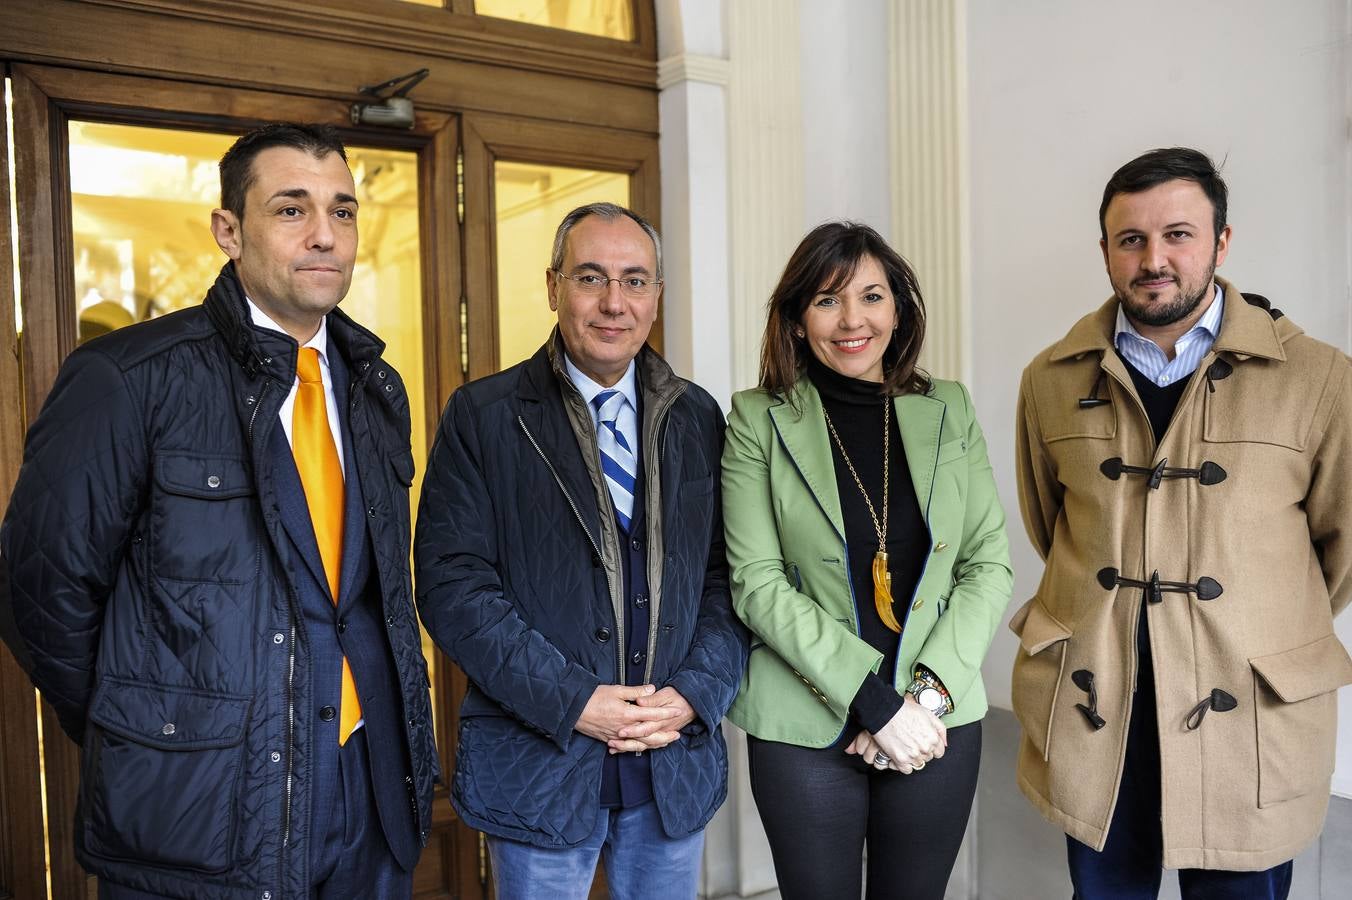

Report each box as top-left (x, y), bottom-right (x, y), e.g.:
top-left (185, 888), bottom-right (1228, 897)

top-left (919, 687), bottom-right (943, 710)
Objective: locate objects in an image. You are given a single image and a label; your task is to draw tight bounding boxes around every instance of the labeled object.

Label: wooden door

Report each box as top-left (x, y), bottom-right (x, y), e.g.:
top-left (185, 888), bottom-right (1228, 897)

top-left (0, 62), bottom-right (479, 900)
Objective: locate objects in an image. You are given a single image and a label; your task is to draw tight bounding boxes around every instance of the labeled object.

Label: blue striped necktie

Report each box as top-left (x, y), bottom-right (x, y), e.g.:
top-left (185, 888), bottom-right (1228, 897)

top-left (592, 389), bottom-right (636, 531)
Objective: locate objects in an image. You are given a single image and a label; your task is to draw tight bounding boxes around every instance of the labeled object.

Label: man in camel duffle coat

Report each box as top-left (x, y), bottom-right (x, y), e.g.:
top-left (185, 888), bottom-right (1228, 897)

top-left (1012, 147), bottom-right (1352, 900)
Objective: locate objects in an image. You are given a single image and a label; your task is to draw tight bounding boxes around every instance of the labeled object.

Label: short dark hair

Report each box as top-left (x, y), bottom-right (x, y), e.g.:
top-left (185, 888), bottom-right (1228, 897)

top-left (1098, 147), bottom-right (1227, 243)
top-left (759, 221), bottom-right (930, 399)
top-left (219, 123), bottom-right (348, 220)
top-left (550, 202), bottom-right (663, 279)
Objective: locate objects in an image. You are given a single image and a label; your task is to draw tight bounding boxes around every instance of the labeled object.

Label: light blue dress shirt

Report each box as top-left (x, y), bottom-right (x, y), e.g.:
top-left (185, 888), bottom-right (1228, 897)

top-left (1114, 284), bottom-right (1225, 387)
top-left (563, 353), bottom-right (640, 459)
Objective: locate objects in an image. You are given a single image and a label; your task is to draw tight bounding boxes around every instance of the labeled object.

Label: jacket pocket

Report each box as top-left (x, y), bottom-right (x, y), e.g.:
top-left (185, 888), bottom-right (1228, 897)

top-left (152, 453), bottom-right (258, 583)
top-left (81, 677), bottom-right (252, 872)
top-left (1250, 634), bottom-right (1352, 806)
top-left (1009, 597), bottom-right (1072, 761)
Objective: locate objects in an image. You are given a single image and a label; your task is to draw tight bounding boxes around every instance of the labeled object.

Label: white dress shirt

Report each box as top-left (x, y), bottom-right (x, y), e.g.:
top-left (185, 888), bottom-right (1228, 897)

top-left (246, 299), bottom-right (346, 476)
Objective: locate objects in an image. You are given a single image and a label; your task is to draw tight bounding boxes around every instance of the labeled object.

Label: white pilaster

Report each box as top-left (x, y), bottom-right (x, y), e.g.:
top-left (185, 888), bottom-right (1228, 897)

top-left (890, 0), bottom-right (971, 384)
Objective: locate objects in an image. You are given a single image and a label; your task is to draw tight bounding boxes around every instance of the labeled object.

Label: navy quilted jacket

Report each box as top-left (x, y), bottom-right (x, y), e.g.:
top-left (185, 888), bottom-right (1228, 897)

top-left (415, 335), bottom-right (748, 847)
top-left (0, 265), bottom-right (438, 899)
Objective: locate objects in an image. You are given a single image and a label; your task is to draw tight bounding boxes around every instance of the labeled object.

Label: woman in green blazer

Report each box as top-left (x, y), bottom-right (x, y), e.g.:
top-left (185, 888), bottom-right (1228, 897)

top-left (722, 223), bottom-right (1012, 900)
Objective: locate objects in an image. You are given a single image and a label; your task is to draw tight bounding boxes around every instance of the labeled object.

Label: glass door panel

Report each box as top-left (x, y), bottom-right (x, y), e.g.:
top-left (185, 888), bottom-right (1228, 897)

top-left (493, 160), bottom-right (629, 369)
top-left (474, 0), bottom-right (635, 40)
top-left (65, 121), bottom-right (437, 731)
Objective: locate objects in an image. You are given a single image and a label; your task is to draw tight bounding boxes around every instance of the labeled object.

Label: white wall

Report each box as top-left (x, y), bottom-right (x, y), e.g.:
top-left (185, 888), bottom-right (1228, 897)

top-left (966, 0), bottom-right (1352, 793)
top-left (798, 0), bottom-right (893, 236)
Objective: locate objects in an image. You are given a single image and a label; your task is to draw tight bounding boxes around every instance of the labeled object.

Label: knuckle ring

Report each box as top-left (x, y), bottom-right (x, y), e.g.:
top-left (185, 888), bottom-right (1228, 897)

top-left (873, 752), bottom-right (891, 768)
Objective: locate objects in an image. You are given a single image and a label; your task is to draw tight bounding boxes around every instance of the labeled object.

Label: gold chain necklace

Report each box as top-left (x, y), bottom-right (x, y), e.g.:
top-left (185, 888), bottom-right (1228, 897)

top-left (822, 401), bottom-right (903, 633)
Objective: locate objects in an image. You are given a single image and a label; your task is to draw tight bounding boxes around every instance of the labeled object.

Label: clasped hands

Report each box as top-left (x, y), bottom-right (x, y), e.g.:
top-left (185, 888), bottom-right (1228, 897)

top-left (575, 683), bottom-right (696, 753)
top-left (845, 694), bottom-right (947, 774)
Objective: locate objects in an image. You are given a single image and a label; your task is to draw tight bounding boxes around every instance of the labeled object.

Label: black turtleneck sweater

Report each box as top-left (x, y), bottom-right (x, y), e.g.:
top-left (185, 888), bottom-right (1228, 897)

top-left (807, 357), bottom-right (929, 740)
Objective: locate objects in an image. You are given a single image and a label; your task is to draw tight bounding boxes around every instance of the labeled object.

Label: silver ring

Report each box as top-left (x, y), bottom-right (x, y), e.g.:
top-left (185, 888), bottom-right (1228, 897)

top-left (873, 752), bottom-right (891, 768)
top-left (913, 760), bottom-right (926, 771)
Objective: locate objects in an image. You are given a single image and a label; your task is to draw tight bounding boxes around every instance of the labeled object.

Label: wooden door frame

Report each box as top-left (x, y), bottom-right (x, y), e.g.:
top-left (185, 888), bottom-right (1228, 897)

top-left (2, 61), bottom-right (473, 899)
top-left (460, 111), bottom-right (662, 381)
top-left (0, 65), bottom-right (48, 900)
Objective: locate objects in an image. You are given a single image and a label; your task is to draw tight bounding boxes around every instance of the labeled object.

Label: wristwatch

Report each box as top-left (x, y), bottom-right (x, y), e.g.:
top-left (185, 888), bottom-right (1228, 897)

top-left (906, 673), bottom-right (951, 718)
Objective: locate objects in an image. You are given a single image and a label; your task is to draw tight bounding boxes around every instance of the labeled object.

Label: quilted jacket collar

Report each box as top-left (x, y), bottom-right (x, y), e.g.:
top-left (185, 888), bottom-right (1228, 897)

top-left (203, 262), bottom-right (387, 383)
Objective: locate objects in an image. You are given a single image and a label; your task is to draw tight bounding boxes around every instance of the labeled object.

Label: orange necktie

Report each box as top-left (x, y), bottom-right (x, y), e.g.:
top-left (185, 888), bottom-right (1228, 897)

top-left (293, 347), bottom-right (361, 745)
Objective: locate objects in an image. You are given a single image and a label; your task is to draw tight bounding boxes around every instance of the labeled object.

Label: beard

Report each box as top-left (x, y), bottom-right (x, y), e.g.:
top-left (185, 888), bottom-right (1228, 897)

top-left (1114, 252), bottom-right (1218, 328)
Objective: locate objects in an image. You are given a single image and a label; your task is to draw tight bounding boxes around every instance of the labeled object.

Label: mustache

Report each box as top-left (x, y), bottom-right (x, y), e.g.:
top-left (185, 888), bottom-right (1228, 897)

top-left (1132, 270), bottom-right (1177, 286)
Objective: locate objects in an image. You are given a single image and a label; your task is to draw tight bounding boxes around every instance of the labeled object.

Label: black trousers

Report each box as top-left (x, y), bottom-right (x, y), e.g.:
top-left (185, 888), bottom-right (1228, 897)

top-left (747, 721), bottom-right (981, 900)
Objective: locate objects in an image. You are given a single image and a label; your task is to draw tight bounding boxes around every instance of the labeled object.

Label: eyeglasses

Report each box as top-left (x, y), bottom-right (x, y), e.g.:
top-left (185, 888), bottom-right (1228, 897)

top-left (551, 269), bottom-right (663, 299)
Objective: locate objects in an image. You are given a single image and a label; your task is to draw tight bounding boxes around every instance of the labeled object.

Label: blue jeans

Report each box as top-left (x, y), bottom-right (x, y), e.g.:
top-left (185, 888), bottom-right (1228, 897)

top-left (1067, 610), bottom-right (1292, 900)
top-left (487, 801), bottom-right (704, 900)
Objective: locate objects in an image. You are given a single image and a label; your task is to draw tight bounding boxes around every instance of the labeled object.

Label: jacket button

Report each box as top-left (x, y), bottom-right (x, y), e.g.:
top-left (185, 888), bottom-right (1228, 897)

top-left (631, 650), bottom-right (646, 666)
top-left (630, 537), bottom-right (642, 551)
top-left (913, 598), bottom-right (925, 611)
top-left (635, 594), bottom-right (648, 607)
top-left (161, 723), bottom-right (176, 736)
top-left (368, 506), bottom-right (377, 518)
top-left (272, 632), bottom-right (284, 644)
top-left (270, 751), bottom-right (281, 763)
top-left (595, 627), bottom-right (611, 643)
top-left (377, 370), bottom-right (387, 380)
top-left (386, 615), bottom-right (396, 627)
top-left (337, 620), bottom-right (347, 634)
top-left (320, 705), bottom-right (336, 721)
top-left (206, 475), bottom-right (221, 488)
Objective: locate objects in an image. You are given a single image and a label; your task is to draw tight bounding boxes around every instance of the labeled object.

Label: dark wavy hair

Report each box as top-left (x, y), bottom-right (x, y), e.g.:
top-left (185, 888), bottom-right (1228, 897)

top-left (759, 222), bottom-right (930, 399)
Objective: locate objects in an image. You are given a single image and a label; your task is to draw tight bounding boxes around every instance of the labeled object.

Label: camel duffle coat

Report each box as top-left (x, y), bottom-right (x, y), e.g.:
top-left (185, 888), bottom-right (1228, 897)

top-left (1012, 278), bottom-right (1352, 871)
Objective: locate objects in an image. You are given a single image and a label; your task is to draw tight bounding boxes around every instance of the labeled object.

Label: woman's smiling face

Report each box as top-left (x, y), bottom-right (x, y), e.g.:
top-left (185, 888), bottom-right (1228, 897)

top-left (799, 254), bottom-right (897, 383)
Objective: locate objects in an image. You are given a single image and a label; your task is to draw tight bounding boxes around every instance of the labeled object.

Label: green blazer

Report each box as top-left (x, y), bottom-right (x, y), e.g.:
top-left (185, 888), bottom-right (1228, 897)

top-left (722, 376), bottom-right (1012, 747)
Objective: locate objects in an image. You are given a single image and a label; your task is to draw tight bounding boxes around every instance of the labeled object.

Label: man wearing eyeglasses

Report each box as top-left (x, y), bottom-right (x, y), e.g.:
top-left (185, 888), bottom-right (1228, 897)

top-left (415, 202), bottom-right (748, 899)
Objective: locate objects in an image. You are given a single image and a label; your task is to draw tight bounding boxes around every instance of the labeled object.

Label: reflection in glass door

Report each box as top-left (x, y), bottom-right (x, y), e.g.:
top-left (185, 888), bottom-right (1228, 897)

top-left (66, 121), bottom-right (437, 731)
top-left (493, 160), bottom-right (629, 368)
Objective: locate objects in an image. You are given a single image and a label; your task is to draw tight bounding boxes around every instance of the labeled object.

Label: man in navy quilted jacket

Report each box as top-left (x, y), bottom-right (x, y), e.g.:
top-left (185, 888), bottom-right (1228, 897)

top-left (416, 202), bottom-right (748, 899)
top-left (0, 123), bottom-right (438, 899)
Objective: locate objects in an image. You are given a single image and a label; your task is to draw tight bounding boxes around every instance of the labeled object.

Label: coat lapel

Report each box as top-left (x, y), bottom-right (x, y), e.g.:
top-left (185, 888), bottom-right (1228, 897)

top-left (894, 390), bottom-right (946, 520)
top-left (268, 423), bottom-right (333, 601)
top-left (768, 383), bottom-right (846, 540)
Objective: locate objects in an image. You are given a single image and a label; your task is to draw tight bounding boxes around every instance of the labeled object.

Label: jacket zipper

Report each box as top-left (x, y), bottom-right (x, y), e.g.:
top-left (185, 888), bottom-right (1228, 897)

top-left (282, 617), bottom-right (297, 845)
top-left (518, 416), bottom-right (622, 680)
top-left (247, 379), bottom-right (273, 440)
top-left (248, 379), bottom-right (302, 872)
top-left (641, 386), bottom-right (685, 686)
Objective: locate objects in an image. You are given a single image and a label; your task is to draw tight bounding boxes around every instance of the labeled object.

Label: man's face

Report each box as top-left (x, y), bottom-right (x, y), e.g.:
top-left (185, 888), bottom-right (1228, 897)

top-left (211, 146), bottom-right (358, 339)
top-left (1100, 179), bottom-right (1230, 328)
top-left (546, 215), bottom-right (661, 387)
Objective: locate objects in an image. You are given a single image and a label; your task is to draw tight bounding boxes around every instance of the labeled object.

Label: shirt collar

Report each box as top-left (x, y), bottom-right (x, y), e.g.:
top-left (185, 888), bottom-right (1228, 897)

top-left (1114, 282), bottom-right (1224, 350)
top-left (245, 297), bottom-right (330, 362)
top-left (563, 353), bottom-right (638, 414)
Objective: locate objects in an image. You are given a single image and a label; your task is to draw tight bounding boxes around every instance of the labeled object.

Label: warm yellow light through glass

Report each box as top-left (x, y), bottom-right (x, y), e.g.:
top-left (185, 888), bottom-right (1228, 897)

top-left (398, 0), bottom-right (445, 5)
top-left (475, 0), bottom-right (634, 40)
top-left (493, 161), bottom-right (630, 369)
top-left (65, 121), bottom-right (438, 732)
